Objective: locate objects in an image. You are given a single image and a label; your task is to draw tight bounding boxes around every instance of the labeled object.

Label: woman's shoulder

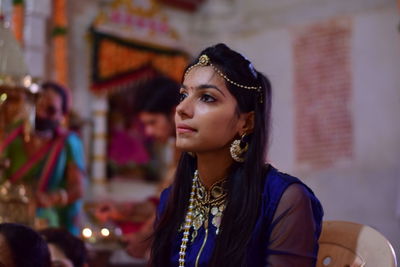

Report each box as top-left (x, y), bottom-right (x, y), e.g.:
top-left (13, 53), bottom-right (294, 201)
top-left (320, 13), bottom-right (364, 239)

top-left (157, 186), bottom-right (172, 216)
top-left (263, 165), bottom-right (304, 193)
top-left (263, 165), bottom-right (323, 212)
top-left (160, 186), bottom-right (172, 203)
top-left (264, 165), bottom-right (324, 220)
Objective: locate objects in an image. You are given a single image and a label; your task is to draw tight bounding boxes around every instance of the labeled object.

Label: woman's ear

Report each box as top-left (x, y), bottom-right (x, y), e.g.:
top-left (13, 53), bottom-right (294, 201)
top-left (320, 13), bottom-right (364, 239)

top-left (238, 111), bottom-right (255, 135)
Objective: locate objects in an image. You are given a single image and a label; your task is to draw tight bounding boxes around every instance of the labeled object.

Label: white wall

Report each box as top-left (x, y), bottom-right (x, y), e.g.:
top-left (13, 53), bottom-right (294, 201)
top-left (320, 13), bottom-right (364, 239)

top-left (308, 7), bottom-right (400, 256)
top-left (68, 0), bottom-right (100, 168)
top-left (353, 8), bottom-right (400, 171)
top-left (68, 0), bottom-right (98, 122)
top-left (233, 30), bottom-right (295, 171)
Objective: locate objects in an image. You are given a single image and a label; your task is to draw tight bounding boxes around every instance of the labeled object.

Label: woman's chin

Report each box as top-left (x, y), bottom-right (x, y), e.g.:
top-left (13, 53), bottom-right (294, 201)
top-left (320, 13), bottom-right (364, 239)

top-left (176, 144), bottom-right (194, 151)
top-left (176, 141), bottom-right (197, 152)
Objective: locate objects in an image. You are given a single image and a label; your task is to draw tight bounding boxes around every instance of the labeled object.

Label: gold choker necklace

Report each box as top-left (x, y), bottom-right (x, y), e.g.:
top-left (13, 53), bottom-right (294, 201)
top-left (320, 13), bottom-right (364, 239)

top-left (178, 170), bottom-right (228, 267)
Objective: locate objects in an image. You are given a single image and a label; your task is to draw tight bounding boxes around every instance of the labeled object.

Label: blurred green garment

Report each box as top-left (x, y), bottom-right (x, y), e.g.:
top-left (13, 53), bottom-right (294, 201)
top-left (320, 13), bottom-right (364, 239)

top-left (2, 127), bottom-right (85, 235)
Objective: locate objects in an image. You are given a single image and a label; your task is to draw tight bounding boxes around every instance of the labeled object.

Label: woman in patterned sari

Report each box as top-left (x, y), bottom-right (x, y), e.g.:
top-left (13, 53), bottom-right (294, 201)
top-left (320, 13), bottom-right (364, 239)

top-left (1, 82), bottom-right (86, 235)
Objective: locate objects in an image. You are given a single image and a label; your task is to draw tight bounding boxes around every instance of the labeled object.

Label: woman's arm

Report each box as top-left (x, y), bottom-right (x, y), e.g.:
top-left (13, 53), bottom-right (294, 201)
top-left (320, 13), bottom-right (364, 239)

top-left (37, 134), bottom-right (86, 207)
top-left (64, 162), bottom-right (84, 203)
top-left (36, 162), bottom-right (84, 207)
top-left (266, 184), bottom-right (321, 267)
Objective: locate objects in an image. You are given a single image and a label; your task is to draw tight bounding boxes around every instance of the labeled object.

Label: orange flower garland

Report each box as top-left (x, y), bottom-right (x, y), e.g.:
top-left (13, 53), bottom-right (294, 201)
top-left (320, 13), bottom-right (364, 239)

top-left (98, 39), bottom-right (187, 82)
top-left (11, 0), bottom-right (24, 44)
top-left (52, 0), bottom-right (68, 86)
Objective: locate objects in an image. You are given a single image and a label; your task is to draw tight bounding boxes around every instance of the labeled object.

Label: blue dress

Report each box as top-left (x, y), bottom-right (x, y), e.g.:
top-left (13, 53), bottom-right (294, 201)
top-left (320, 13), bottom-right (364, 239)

top-left (157, 166), bottom-right (324, 266)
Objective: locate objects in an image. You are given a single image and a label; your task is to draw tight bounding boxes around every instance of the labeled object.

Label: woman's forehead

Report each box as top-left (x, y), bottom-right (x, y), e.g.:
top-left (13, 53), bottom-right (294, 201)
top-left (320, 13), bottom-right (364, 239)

top-left (183, 66), bottom-right (226, 89)
top-left (38, 90), bottom-right (62, 103)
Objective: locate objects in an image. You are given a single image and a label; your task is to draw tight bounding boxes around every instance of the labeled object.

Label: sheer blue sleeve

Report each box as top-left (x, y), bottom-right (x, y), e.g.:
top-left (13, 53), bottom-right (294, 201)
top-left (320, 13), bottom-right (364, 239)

top-left (266, 183), bottom-right (322, 267)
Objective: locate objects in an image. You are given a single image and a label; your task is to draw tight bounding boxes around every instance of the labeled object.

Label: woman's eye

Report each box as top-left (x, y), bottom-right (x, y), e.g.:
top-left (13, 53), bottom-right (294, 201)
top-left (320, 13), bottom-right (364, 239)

top-left (200, 94), bottom-right (216, 103)
top-left (179, 92), bottom-right (188, 102)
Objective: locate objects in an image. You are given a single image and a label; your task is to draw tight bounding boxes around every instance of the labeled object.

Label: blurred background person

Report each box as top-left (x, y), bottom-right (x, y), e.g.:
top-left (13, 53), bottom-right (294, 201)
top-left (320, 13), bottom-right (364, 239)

top-left (40, 227), bottom-right (89, 267)
top-left (135, 76), bottom-right (182, 188)
top-left (0, 222), bottom-right (51, 267)
top-left (107, 113), bottom-right (151, 180)
top-left (1, 81), bottom-right (86, 235)
top-left (95, 76), bottom-right (180, 259)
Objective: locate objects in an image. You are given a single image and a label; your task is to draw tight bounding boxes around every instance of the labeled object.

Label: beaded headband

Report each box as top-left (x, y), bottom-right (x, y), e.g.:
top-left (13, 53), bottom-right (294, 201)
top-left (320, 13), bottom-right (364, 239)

top-left (184, 55), bottom-right (263, 100)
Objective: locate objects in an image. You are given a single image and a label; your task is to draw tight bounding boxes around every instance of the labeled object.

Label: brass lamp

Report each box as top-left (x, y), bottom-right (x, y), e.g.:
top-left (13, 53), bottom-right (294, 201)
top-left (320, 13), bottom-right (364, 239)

top-left (0, 1), bottom-right (34, 138)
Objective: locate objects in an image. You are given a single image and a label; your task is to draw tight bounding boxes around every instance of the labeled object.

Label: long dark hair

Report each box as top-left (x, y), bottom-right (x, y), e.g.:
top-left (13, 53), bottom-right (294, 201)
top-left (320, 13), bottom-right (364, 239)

top-left (151, 43), bottom-right (272, 267)
top-left (0, 223), bottom-right (51, 267)
top-left (134, 76), bottom-right (180, 116)
top-left (40, 227), bottom-right (88, 267)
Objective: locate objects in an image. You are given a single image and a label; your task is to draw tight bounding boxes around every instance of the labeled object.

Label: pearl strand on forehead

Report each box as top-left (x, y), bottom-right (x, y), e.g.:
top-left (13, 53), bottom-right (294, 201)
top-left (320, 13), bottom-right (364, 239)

top-left (178, 170), bottom-right (198, 267)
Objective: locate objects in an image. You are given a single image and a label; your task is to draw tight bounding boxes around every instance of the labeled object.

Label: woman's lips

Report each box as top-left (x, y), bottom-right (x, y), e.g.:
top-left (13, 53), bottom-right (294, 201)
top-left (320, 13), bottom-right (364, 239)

top-left (176, 124), bottom-right (196, 133)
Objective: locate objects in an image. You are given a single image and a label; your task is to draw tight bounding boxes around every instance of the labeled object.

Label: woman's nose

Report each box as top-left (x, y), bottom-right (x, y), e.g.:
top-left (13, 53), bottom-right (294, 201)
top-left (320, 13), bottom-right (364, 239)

top-left (176, 97), bottom-right (193, 119)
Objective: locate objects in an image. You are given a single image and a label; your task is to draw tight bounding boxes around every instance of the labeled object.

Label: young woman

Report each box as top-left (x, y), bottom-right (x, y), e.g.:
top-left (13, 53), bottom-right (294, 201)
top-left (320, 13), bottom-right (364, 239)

top-left (151, 44), bottom-right (323, 267)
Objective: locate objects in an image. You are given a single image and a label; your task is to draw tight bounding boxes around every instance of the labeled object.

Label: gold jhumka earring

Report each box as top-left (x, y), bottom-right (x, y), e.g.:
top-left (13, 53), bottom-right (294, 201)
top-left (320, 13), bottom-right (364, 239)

top-left (230, 133), bottom-right (249, 163)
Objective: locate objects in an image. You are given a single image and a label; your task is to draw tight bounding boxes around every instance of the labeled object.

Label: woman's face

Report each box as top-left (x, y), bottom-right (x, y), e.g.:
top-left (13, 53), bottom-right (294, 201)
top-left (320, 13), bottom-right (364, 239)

top-left (175, 66), bottom-right (245, 153)
top-left (0, 233), bottom-right (15, 267)
top-left (139, 111), bottom-right (174, 143)
top-left (35, 89), bottom-right (64, 132)
top-left (36, 90), bottom-right (64, 122)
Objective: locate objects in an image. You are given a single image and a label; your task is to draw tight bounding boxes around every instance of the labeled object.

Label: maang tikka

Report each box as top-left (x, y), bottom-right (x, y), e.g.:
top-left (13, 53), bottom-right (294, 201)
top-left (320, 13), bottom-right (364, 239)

top-left (185, 55), bottom-right (263, 103)
top-left (230, 133), bottom-right (249, 163)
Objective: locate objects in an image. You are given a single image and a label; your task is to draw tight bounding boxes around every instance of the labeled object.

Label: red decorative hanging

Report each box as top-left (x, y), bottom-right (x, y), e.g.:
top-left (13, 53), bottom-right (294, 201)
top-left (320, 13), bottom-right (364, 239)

top-left (157, 0), bottom-right (206, 12)
top-left (52, 0), bottom-right (68, 86)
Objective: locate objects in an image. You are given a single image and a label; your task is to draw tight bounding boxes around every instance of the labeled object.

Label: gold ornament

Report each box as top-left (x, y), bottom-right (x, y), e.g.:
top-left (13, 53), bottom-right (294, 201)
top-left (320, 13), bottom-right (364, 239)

top-left (178, 170), bottom-right (228, 266)
top-left (184, 54), bottom-right (262, 91)
top-left (230, 134), bottom-right (249, 163)
top-left (0, 181), bottom-right (35, 226)
top-left (188, 176), bottom-right (227, 243)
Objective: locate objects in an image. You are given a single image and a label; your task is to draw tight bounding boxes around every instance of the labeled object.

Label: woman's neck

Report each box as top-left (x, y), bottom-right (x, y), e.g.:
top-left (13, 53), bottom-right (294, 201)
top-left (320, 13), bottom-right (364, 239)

top-left (196, 147), bottom-right (234, 189)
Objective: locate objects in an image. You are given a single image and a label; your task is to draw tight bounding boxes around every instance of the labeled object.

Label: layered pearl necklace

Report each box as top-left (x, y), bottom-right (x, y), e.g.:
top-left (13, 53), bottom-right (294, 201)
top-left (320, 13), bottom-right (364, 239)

top-left (178, 170), bottom-right (198, 266)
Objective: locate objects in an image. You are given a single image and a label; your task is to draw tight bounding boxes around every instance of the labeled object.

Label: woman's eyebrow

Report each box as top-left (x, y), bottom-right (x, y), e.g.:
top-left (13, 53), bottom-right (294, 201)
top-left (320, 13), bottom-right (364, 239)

top-left (181, 84), bottom-right (225, 97)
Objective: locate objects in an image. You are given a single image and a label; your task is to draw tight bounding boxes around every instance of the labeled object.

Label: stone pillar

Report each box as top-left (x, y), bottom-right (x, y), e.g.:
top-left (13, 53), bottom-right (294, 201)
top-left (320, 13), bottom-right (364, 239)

top-left (91, 95), bottom-right (108, 185)
top-left (24, 0), bottom-right (51, 79)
